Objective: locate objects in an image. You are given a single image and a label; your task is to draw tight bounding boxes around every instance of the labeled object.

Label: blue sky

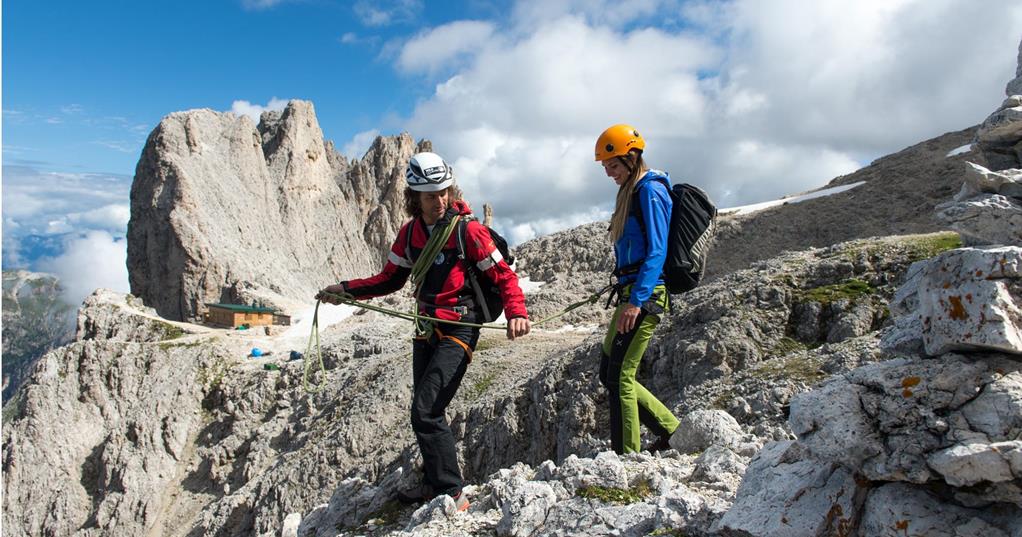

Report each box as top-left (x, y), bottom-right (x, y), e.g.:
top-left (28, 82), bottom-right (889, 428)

top-left (4, 0), bottom-right (1022, 306)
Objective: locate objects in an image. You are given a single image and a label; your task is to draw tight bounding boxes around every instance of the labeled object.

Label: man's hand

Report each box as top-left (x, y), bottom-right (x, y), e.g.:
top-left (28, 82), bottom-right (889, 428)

top-left (616, 303), bottom-right (641, 333)
top-left (316, 284), bottom-right (349, 305)
top-left (506, 317), bottom-right (531, 340)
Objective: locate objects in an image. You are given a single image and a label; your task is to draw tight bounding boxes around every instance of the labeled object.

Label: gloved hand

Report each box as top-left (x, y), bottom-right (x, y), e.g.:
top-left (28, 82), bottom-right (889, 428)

top-left (316, 283), bottom-right (351, 305)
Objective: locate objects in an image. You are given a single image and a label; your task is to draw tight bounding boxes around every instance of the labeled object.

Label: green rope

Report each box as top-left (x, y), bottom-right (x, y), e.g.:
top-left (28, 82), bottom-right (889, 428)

top-left (301, 285), bottom-right (612, 394)
top-left (410, 215), bottom-right (461, 289)
top-left (302, 300), bottom-right (329, 393)
top-left (408, 215), bottom-right (463, 336)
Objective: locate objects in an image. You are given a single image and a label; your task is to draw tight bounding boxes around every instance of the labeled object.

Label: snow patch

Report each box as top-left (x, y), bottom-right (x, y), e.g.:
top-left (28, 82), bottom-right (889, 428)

top-left (518, 277), bottom-right (545, 293)
top-left (279, 303), bottom-right (357, 339)
top-left (946, 144), bottom-right (973, 157)
top-left (720, 181), bottom-right (866, 216)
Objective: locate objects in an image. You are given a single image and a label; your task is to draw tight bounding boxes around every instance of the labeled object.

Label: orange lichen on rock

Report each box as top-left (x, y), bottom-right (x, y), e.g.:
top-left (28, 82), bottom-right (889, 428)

top-left (947, 296), bottom-right (968, 320)
top-left (901, 377), bottom-right (921, 388)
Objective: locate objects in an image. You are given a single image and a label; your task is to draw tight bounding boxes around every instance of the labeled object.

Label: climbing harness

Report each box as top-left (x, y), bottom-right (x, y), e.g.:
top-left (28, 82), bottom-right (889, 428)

top-left (301, 283), bottom-right (615, 393)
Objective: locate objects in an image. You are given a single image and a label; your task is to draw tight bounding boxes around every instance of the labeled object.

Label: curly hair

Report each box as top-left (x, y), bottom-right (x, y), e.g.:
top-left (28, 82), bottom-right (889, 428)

top-left (404, 185), bottom-right (464, 218)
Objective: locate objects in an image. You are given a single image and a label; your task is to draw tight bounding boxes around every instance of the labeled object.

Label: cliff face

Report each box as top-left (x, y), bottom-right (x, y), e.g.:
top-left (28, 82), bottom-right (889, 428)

top-left (127, 100), bottom-right (422, 321)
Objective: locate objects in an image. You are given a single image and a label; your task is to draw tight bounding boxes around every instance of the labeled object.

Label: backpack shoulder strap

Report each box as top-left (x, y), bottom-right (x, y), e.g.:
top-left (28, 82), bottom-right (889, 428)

top-left (404, 220), bottom-right (417, 263)
top-left (456, 218), bottom-right (494, 321)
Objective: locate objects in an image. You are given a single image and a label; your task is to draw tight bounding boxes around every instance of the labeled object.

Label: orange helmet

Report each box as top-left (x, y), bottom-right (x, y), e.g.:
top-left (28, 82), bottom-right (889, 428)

top-left (594, 124), bottom-right (645, 161)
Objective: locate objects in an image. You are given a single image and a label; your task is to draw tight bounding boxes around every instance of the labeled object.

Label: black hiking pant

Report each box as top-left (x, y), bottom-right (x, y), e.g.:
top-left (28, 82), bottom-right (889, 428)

top-left (411, 324), bottom-right (479, 497)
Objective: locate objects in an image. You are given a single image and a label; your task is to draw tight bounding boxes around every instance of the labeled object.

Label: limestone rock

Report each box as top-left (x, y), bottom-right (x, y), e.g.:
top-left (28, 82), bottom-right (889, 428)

top-left (127, 100), bottom-right (416, 321)
top-left (953, 162), bottom-right (1022, 201)
top-left (493, 476), bottom-right (558, 537)
top-left (978, 97), bottom-right (1022, 145)
top-left (670, 410), bottom-right (745, 454)
top-left (556, 452), bottom-right (629, 493)
top-left (927, 440), bottom-right (1022, 488)
top-left (938, 193), bottom-right (1022, 247)
top-left (691, 445), bottom-right (748, 493)
top-left (859, 483), bottom-right (1012, 537)
top-left (790, 353), bottom-right (1022, 498)
top-left (75, 287), bottom-right (198, 343)
top-left (715, 441), bottom-right (864, 537)
top-left (915, 247), bottom-right (1022, 356)
top-left (2, 338), bottom-right (233, 537)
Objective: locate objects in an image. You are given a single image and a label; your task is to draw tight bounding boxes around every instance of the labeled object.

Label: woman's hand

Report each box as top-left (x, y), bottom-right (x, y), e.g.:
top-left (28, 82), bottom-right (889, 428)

top-left (507, 317), bottom-right (531, 340)
top-left (616, 303), bottom-right (641, 333)
top-left (316, 284), bottom-right (349, 305)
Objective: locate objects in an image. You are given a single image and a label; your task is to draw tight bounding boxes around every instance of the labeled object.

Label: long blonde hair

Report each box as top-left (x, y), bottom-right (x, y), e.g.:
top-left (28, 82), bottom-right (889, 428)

top-left (609, 150), bottom-right (648, 242)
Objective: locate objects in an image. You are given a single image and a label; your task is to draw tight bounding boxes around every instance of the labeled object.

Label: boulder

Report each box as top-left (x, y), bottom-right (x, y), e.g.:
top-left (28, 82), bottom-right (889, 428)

top-left (715, 441), bottom-right (864, 537)
top-left (977, 97), bottom-right (1022, 145)
top-left (937, 193), bottom-right (1022, 247)
top-left (670, 410), bottom-right (745, 454)
top-left (790, 353), bottom-right (1022, 501)
top-left (915, 247), bottom-right (1022, 356)
top-left (859, 483), bottom-right (1012, 537)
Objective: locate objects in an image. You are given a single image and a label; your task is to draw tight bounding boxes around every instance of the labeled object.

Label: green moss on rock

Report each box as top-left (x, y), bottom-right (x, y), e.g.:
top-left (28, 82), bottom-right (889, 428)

top-left (578, 480), bottom-right (652, 504)
top-left (800, 278), bottom-right (873, 305)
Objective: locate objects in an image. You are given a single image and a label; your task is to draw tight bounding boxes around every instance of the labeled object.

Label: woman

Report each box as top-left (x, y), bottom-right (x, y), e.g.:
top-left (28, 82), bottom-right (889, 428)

top-left (595, 124), bottom-right (680, 454)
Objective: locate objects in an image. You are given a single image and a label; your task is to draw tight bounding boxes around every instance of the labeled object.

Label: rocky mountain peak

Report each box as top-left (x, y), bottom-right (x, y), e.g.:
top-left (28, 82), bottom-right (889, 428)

top-left (127, 100), bottom-right (420, 321)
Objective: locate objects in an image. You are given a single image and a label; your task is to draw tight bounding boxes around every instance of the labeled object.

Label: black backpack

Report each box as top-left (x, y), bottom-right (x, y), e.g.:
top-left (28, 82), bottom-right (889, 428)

top-left (456, 219), bottom-right (514, 322)
top-left (626, 181), bottom-right (717, 294)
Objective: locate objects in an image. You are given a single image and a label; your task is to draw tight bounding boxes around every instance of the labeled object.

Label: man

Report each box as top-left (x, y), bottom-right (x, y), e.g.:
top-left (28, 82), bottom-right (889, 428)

top-left (318, 151), bottom-right (530, 512)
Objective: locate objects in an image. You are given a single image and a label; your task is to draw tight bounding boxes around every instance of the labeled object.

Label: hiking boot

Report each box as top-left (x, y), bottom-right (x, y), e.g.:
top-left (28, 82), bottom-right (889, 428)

top-left (451, 492), bottom-right (470, 512)
top-left (647, 435), bottom-right (672, 453)
top-left (395, 482), bottom-right (434, 504)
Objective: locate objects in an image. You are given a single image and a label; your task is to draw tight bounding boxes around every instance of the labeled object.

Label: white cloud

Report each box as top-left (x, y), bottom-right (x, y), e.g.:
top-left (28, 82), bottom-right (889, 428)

top-left (497, 206), bottom-right (613, 246)
top-left (2, 166), bottom-right (131, 236)
top-left (35, 231), bottom-right (129, 308)
top-left (93, 140), bottom-right (138, 153)
top-left (354, 0), bottom-right (422, 27)
top-left (510, 0), bottom-right (673, 29)
top-left (342, 129), bottom-right (381, 160)
top-left (240, 0), bottom-right (291, 10)
top-left (397, 21), bottom-right (496, 75)
top-left (393, 1), bottom-right (1022, 242)
top-left (710, 0), bottom-right (1022, 153)
top-left (60, 104), bottom-right (84, 114)
top-left (230, 97), bottom-right (290, 123)
top-left (45, 204), bottom-right (131, 235)
top-left (340, 32), bottom-right (359, 44)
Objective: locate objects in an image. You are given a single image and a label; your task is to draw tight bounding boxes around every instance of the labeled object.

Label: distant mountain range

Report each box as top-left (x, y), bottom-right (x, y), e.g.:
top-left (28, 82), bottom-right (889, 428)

top-left (1, 270), bottom-right (75, 403)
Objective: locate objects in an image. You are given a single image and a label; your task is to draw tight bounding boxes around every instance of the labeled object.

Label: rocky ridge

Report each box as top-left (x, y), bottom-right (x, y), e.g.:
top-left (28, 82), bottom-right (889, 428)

top-left (3, 224), bottom-right (963, 536)
top-left (127, 100), bottom-right (425, 322)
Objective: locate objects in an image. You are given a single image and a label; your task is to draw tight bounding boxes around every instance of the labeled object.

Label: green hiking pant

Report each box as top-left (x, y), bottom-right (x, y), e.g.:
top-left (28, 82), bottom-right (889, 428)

top-left (599, 284), bottom-right (679, 454)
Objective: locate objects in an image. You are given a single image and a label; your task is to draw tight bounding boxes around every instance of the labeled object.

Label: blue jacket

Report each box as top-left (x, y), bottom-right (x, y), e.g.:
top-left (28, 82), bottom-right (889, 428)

top-left (615, 170), bottom-right (672, 307)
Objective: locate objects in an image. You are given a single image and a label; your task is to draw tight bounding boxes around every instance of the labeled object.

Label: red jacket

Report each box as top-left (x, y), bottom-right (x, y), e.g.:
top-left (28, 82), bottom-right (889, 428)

top-left (343, 201), bottom-right (528, 322)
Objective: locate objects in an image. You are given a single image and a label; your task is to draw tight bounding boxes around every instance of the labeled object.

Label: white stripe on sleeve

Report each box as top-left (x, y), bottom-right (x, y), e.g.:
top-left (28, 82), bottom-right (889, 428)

top-left (476, 250), bottom-right (503, 272)
top-left (389, 250), bottom-right (412, 268)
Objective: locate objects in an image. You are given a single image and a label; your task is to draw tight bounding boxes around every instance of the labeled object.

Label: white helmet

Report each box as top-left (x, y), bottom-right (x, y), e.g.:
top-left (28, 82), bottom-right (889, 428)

top-left (405, 152), bottom-right (454, 192)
